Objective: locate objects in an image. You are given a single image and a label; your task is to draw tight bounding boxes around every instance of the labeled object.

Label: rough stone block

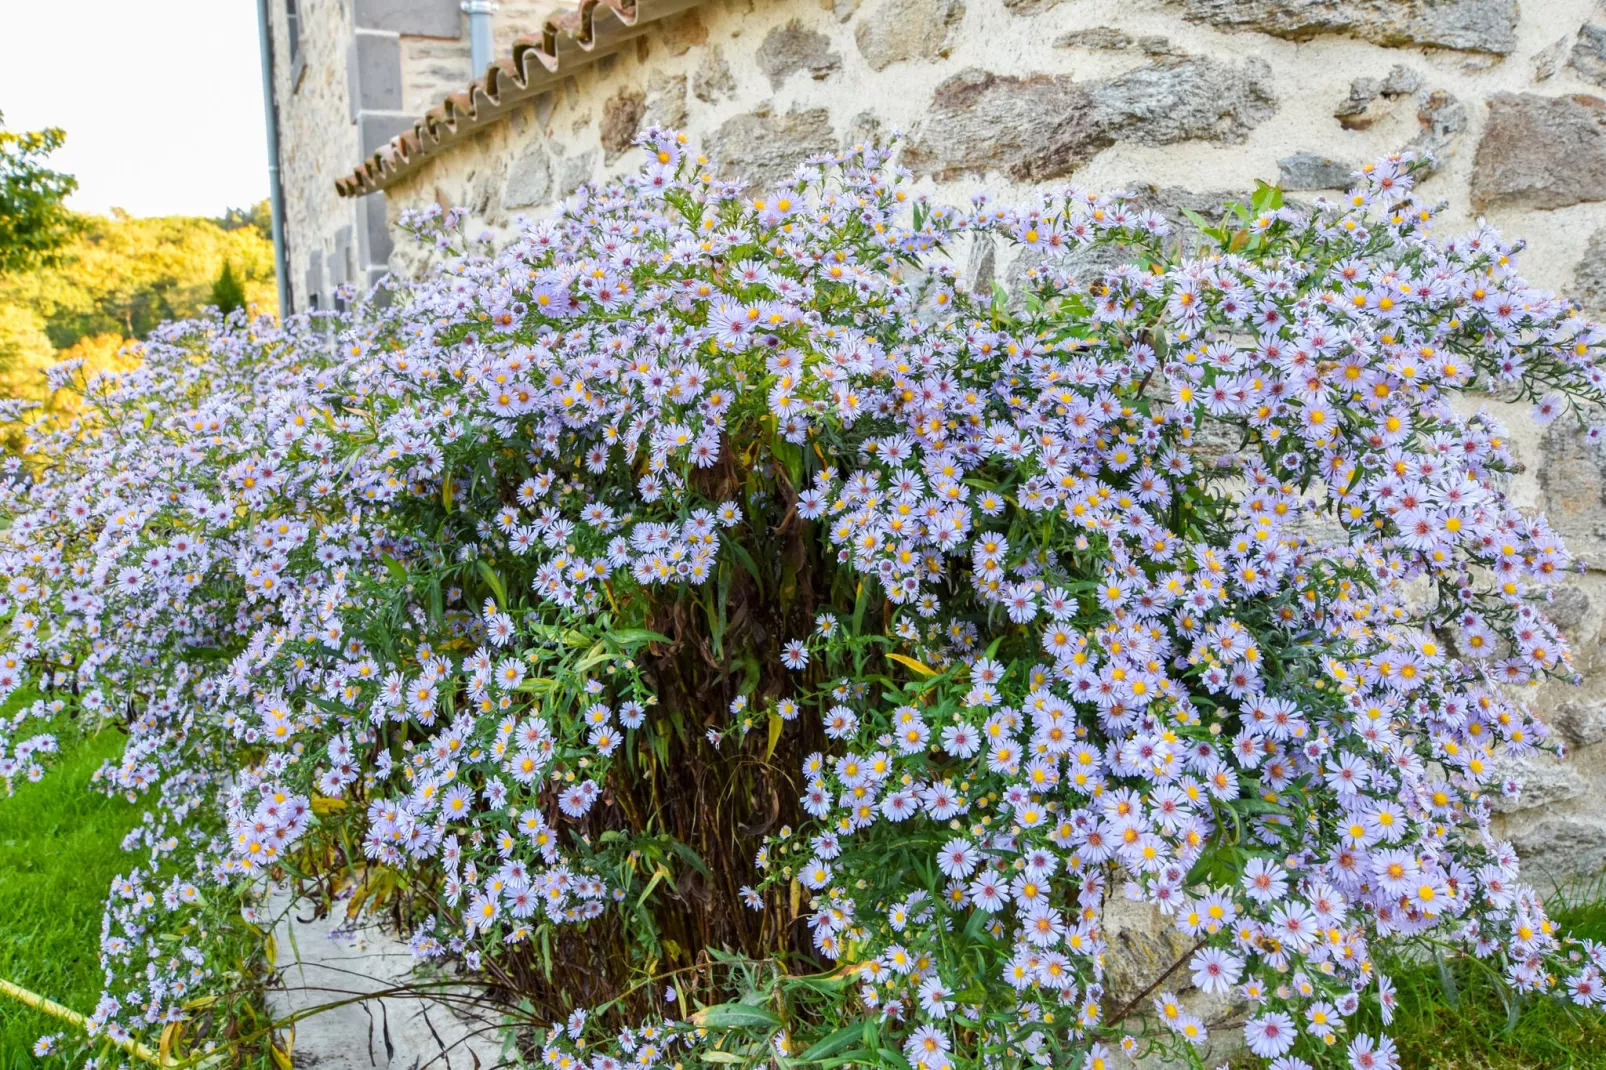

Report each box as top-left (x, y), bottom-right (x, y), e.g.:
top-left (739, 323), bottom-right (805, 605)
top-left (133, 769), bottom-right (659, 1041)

top-left (1001, 0), bottom-right (1064, 15)
top-left (1573, 227), bottom-right (1606, 317)
top-left (1498, 810), bottom-right (1606, 893)
top-left (1535, 33), bottom-right (1571, 82)
top-left (1054, 26), bottom-right (1135, 51)
top-left (756, 19), bottom-right (841, 87)
top-left (1551, 700), bottom-right (1606, 748)
top-left (660, 9), bottom-right (709, 56)
top-left (1489, 749), bottom-right (1586, 812)
top-left (692, 46), bottom-right (737, 103)
top-left (557, 150), bottom-right (599, 197)
top-left (707, 108), bottom-right (838, 188)
top-left (505, 145), bottom-right (553, 208)
top-left (1102, 892), bottom-right (1196, 1008)
top-left (1278, 152), bottom-right (1353, 190)
top-left (601, 89), bottom-right (647, 165)
top-left (645, 71), bottom-right (689, 132)
top-left (1472, 93), bottom-right (1606, 211)
top-left (1409, 89), bottom-right (1467, 171)
top-left (1334, 65), bottom-right (1420, 130)
top-left (904, 58), bottom-right (1274, 183)
top-left (1170, 0), bottom-right (1518, 55)
top-left (1101, 892), bottom-right (1247, 1065)
top-left (1538, 420), bottom-right (1606, 567)
top-left (856, 0), bottom-right (965, 72)
top-left (1572, 23), bottom-right (1606, 86)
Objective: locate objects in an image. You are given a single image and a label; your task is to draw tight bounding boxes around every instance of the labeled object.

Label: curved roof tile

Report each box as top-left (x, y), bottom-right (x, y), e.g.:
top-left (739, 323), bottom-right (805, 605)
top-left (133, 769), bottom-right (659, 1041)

top-left (336, 0), bottom-right (700, 197)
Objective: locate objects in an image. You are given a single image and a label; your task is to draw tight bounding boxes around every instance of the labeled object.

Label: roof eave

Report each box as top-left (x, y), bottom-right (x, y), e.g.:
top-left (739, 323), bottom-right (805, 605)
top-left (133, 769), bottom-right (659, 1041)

top-left (336, 0), bottom-right (700, 198)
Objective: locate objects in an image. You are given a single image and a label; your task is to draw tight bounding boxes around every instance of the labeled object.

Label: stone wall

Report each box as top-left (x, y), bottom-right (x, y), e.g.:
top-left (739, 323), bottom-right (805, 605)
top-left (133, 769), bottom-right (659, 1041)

top-left (271, 0), bottom-right (365, 312)
top-left (272, 0), bottom-right (482, 309)
top-left (369, 0), bottom-right (1606, 889)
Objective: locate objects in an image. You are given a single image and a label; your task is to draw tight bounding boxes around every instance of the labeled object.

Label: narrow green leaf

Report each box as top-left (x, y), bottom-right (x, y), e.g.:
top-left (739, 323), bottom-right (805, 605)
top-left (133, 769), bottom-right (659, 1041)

top-left (475, 559), bottom-right (507, 608)
top-left (668, 839), bottom-right (713, 880)
top-left (690, 1003), bottom-right (783, 1030)
top-left (796, 1025), bottom-right (863, 1063)
top-left (730, 541), bottom-right (765, 601)
top-left (608, 628), bottom-right (673, 650)
top-left (876, 1048), bottom-right (913, 1070)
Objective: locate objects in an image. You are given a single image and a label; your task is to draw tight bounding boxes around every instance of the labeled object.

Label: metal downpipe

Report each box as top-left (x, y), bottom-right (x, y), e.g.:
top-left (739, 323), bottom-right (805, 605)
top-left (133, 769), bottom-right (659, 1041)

top-left (255, 0), bottom-right (291, 321)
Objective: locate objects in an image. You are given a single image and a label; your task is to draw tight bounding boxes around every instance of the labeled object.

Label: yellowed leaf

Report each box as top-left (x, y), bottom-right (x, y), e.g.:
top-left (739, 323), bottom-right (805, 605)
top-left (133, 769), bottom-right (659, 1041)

top-left (886, 653), bottom-right (937, 677)
top-left (159, 1022), bottom-right (180, 1066)
top-left (765, 712), bottom-right (784, 760)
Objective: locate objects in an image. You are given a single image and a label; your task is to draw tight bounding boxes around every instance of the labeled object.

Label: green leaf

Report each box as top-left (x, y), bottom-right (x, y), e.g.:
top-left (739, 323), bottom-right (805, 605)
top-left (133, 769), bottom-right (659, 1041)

top-left (1250, 179), bottom-right (1284, 213)
top-left (427, 575), bottom-right (443, 625)
top-left (797, 1025), bottom-right (863, 1063)
top-left (1234, 796), bottom-right (1291, 816)
top-left (773, 438), bottom-right (804, 490)
top-left (1179, 206), bottom-right (1215, 233)
top-left (876, 1049), bottom-right (913, 1070)
top-left (730, 541), bottom-right (765, 601)
top-left (573, 645), bottom-right (618, 674)
top-left (475, 559), bottom-right (507, 609)
top-left (609, 628), bottom-right (672, 650)
top-left (851, 579), bottom-right (871, 637)
top-left (690, 1003), bottom-right (783, 1030)
top-left (699, 1053), bottom-right (746, 1064)
top-left (812, 1052), bottom-right (874, 1070)
top-left (716, 562), bottom-right (732, 658)
top-left (667, 839), bottom-right (713, 879)
top-left (634, 864), bottom-right (671, 910)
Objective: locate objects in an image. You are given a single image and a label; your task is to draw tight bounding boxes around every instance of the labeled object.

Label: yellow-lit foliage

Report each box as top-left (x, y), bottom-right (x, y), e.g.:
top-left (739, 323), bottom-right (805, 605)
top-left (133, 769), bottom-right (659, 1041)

top-left (0, 209), bottom-right (277, 405)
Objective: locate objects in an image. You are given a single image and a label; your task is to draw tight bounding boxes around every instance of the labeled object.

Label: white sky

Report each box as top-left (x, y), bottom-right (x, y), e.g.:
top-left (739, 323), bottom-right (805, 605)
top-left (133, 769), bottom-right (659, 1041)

top-left (0, 0), bottom-right (270, 218)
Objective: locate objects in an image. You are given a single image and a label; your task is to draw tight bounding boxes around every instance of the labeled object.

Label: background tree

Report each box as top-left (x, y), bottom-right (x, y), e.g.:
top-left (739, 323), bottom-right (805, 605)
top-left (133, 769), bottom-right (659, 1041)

top-left (0, 112), bottom-right (79, 276)
top-left (209, 261), bottom-right (246, 316)
top-left (212, 201), bottom-right (273, 242)
top-left (0, 212), bottom-right (276, 408)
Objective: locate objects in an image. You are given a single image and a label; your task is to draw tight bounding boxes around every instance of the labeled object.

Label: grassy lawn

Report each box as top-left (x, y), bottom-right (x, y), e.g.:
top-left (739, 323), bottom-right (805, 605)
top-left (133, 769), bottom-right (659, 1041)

top-left (1366, 884), bottom-right (1606, 1070)
top-left (0, 720), bottom-right (135, 1069)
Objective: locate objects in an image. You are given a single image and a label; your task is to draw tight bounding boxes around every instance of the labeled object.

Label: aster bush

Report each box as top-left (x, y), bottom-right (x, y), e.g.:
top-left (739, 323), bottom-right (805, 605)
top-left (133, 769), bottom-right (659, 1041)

top-left (2, 132), bottom-right (1606, 1070)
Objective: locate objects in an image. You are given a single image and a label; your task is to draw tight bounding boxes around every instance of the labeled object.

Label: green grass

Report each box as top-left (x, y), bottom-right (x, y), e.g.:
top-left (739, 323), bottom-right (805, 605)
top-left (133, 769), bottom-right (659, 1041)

top-left (0, 721), bottom-right (136, 1068)
top-left (1338, 882), bottom-right (1606, 1070)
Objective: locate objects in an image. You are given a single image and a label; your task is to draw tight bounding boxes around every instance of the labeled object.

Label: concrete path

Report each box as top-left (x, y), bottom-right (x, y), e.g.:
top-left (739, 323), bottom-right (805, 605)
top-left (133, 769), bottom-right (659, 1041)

top-left (266, 889), bottom-right (507, 1070)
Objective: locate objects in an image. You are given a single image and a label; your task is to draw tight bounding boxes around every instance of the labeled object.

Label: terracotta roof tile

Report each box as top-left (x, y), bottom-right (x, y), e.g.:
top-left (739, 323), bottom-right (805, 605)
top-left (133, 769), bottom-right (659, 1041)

top-left (336, 0), bottom-right (701, 197)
